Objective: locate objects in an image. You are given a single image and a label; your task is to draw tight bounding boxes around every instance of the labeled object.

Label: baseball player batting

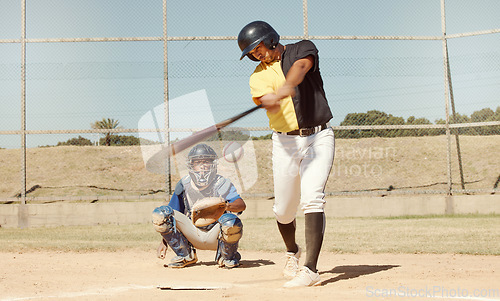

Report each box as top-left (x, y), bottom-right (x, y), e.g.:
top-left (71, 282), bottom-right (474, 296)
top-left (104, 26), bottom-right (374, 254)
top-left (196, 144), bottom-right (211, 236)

top-left (238, 21), bottom-right (335, 287)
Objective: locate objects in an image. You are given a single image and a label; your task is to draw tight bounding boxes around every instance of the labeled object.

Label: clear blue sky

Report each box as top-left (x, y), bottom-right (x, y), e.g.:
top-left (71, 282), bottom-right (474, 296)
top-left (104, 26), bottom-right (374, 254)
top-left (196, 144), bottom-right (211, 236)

top-left (0, 0), bottom-right (499, 148)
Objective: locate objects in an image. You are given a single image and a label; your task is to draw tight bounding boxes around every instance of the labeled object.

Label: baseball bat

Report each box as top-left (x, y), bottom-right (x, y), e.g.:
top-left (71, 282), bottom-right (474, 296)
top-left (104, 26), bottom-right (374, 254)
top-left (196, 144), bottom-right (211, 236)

top-left (145, 104), bottom-right (262, 173)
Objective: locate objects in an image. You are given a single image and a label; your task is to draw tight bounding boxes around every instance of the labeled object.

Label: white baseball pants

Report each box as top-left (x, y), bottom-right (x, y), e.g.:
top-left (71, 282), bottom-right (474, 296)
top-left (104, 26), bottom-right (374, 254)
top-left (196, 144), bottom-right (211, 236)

top-left (172, 210), bottom-right (219, 250)
top-left (272, 128), bottom-right (335, 224)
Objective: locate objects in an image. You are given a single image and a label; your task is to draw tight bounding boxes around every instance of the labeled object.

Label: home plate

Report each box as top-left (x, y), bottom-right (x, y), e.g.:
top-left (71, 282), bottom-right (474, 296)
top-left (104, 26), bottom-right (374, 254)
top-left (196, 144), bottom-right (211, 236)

top-left (157, 282), bottom-right (233, 290)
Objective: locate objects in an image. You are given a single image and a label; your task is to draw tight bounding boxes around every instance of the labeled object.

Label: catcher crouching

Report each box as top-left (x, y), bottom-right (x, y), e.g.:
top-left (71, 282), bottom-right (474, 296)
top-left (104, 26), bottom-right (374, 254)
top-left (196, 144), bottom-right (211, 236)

top-left (152, 144), bottom-right (246, 269)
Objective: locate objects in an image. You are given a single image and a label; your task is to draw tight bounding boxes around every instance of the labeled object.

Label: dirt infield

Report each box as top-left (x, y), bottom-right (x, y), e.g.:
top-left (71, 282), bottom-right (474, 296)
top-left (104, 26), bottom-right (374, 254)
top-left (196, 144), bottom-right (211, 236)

top-left (1, 250), bottom-right (498, 301)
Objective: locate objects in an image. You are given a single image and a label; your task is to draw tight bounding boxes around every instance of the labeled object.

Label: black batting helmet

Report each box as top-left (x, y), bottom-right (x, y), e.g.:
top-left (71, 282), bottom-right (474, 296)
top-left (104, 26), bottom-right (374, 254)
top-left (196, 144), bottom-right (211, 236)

top-left (238, 21), bottom-right (279, 61)
top-left (187, 144), bottom-right (218, 188)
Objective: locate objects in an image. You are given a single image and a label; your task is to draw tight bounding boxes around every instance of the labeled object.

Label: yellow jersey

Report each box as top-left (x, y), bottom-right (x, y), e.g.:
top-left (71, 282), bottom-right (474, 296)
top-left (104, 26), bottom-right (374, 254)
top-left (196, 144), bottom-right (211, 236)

top-left (249, 60), bottom-right (299, 133)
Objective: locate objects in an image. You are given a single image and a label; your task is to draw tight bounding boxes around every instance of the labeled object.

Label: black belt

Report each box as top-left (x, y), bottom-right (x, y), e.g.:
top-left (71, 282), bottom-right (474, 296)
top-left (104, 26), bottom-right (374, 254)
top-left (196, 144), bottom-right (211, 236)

top-left (276, 123), bottom-right (328, 137)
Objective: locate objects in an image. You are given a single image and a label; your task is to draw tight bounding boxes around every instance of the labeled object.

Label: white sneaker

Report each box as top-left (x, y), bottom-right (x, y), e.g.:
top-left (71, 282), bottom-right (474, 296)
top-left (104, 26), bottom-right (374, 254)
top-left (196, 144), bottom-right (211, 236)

top-left (283, 266), bottom-right (321, 288)
top-left (283, 247), bottom-right (301, 279)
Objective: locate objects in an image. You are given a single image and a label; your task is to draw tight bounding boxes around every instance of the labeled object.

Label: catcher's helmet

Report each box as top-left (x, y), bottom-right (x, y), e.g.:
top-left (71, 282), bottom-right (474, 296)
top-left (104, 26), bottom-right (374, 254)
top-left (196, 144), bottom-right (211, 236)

top-left (238, 21), bottom-right (279, 61)
top-left (187, 144), bottom-right (218, 188)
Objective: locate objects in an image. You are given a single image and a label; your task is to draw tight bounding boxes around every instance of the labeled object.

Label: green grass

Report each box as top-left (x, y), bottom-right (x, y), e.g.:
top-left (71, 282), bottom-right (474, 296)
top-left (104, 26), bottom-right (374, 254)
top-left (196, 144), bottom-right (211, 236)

top-left (320, 214), bottom-right (500, 255)
top-left (1, 214), bottom-right (498, 255)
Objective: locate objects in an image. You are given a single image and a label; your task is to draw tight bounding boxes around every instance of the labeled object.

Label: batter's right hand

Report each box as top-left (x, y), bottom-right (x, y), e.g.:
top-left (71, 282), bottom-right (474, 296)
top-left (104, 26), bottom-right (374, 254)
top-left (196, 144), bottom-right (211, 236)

top-left (157, 239), bottom-right (168, 259)
top-left (259, 94), bottom-right (281, 114)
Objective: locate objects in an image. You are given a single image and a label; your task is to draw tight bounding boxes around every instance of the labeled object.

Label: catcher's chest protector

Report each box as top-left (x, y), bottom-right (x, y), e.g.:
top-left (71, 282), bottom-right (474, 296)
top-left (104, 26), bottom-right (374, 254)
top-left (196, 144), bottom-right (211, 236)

top-left (183, 175), bottom-right (231, 214)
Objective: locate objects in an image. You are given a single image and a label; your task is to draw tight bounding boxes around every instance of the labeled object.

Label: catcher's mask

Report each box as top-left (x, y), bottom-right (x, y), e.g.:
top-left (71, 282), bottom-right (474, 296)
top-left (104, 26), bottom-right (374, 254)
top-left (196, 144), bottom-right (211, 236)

top-left (187, 144), bottom-right (218, 189)
top-left (238, 20), bottom-right (279, 61)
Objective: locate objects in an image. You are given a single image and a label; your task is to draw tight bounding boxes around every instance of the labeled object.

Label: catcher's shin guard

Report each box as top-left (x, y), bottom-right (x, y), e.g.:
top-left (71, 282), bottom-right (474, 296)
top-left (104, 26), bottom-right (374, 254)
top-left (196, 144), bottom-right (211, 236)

top-left (215, 213), bottom-right (243, 268)
top-left (152, 205), bottom-right (196, 266)
top-left (216, 239), bottom-right (241, 268)
top-left (152, 205), bottom-right (175, 234)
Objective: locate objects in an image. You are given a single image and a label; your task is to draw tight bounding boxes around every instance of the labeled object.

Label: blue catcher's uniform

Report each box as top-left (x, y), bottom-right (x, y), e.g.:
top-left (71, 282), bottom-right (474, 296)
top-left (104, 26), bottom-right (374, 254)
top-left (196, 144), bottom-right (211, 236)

top-left (152, 174), bottom-right (244, 269)
top-left (169, 174), bottom-right (241, 229)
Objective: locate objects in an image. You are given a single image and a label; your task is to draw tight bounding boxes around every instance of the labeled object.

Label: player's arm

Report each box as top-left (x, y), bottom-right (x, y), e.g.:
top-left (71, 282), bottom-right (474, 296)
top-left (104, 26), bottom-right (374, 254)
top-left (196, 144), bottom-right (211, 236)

top-left (225, 197), bottom-right (246, 213)
top-left (223, 183), bottom-right (246, 213)
top-left (256, 55), bottom-right (314, 113)
top-left (277, 55), bottom-right (314, 99)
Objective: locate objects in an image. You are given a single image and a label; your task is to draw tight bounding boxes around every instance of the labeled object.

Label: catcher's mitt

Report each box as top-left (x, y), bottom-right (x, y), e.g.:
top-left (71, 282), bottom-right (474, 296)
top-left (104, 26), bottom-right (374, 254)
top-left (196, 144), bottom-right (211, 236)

top-left (191, 197), bottom-right (227, 227)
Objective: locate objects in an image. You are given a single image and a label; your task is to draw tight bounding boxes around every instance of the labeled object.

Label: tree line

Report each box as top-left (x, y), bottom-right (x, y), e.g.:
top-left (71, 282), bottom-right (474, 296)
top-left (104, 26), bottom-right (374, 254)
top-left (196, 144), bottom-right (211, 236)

top-left (337, 107), bottom-right (500, 138)
top-left (57, 118), bottom-right (140, 146)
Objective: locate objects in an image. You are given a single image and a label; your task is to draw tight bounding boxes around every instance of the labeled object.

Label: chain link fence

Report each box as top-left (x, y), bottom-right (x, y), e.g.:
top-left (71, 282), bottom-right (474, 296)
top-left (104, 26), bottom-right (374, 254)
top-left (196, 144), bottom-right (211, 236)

top-left (0, 0), bottom-right (499, 209)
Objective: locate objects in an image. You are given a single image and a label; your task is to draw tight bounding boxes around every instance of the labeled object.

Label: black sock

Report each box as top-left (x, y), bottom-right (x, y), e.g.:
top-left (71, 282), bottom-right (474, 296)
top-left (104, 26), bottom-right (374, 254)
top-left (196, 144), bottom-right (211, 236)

top-left (277, 219), bottom-right (298, 254)
top-left (304, 212), bottom-right (325, 273)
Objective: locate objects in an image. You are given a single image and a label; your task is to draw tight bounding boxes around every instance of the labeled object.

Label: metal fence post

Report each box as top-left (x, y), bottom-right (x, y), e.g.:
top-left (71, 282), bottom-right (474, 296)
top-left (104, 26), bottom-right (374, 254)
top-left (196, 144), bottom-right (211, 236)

top-left (445, 48), bottom-right (466, 191)
top-left (302, 0), bottom-right (308, 39)
top-left (441, 0), bottom-right (453, 195)
top-left (163, 0), bottom-right (172, 196)
top-left (18, 0), bottom-right (28, 228)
